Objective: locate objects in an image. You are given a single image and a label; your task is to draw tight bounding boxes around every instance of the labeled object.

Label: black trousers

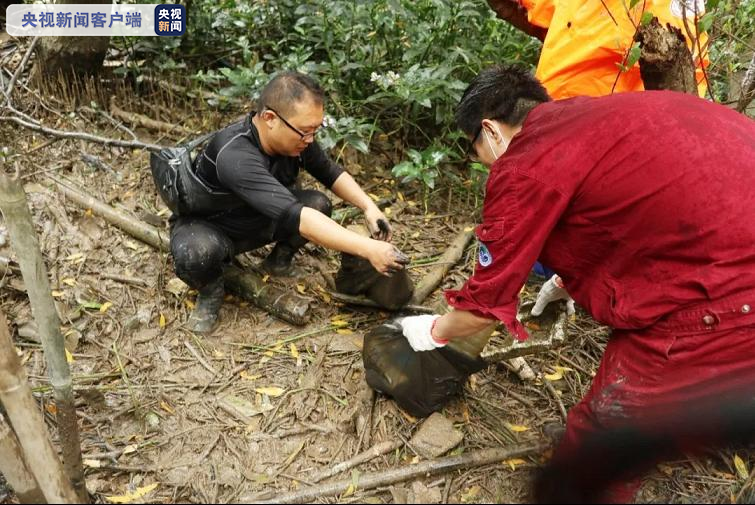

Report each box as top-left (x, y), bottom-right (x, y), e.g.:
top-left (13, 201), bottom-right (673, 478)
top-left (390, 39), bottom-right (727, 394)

top-left (170, 189), bottom-right (332, 289)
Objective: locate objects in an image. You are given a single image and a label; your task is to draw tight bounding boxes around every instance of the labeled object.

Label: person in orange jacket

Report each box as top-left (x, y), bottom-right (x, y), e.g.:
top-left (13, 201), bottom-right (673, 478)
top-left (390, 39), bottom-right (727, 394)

top-left (487, 0), bottom-right (709, 99)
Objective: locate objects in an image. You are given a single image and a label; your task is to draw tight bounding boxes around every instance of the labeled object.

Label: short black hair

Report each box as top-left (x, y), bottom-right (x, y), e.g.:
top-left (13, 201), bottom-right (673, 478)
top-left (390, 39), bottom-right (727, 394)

top-left (259, 71), bottom-right (325, 116)
top-left (455, 64), bottom-right (551, 136)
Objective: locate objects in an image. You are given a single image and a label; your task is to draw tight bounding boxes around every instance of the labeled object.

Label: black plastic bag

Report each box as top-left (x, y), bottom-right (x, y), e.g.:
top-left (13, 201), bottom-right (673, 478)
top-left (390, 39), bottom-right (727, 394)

top-left (336, 253), bottom-right (413, 310)
top-left (363, 320), bottom-right (486, 418)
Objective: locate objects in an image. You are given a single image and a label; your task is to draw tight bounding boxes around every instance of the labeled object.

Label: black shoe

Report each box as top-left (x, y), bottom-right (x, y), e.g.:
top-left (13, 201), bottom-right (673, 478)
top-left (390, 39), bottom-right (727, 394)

top-left (186, 278), bottom-right (224, 333)
top-left (261, 243), bottom-right (299, 277)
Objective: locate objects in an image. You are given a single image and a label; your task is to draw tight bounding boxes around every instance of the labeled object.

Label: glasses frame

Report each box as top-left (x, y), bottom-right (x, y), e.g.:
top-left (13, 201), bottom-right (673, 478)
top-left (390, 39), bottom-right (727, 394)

top-left (266, 106), bottom-right (321, 141)
top-left (466, 125), bottom-right (483, 163)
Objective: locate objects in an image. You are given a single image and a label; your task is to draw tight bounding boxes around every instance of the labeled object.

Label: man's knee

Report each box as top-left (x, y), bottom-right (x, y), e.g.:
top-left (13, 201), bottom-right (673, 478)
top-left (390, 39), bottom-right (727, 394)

top-left (299, 190), bottom-right (332, 217)
top-left (171, 230), bottom-right (229, 288)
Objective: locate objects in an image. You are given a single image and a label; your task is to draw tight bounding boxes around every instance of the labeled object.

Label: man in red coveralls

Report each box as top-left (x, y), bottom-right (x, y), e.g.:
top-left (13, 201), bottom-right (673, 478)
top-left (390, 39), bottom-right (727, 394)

top-left (397, 65), bottom-right (755, 502)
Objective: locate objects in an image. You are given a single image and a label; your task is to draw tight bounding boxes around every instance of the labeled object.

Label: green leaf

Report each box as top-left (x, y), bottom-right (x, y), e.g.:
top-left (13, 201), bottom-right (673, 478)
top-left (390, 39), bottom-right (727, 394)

top-left (697, 13), bottom-right (714, 34)
top-left (626, 43), bottom-right (642, 70)
top-left (640, 11), bottom-right (654, 26)
top-left (629, 0), bottom-right (641, 8)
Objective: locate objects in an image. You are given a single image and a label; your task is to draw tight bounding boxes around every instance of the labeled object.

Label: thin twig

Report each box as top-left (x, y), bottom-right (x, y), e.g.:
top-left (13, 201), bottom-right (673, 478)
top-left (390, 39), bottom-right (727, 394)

top-left (183, 340), bottom-right (218, 375)
top-left (5, 36), bottom-right (39, 101)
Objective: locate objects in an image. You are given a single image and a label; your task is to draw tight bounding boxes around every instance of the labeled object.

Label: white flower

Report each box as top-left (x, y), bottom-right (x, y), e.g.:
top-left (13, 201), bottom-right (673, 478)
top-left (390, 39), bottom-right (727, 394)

top-left (323, 114), bottom-right (337, 128)
top-left (370, 72), bottom-right (380, 83)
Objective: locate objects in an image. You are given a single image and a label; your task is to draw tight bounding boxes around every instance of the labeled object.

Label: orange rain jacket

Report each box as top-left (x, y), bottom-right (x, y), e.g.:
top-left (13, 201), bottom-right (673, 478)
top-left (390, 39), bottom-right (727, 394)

top-left (520, 0), bottom-right (709, 98)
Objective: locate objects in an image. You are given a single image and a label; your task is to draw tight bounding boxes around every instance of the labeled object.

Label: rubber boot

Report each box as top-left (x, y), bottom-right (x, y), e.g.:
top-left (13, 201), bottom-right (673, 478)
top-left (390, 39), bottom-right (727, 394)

top-left (186, 277), bottom-right (224, 333)
top-left (261, 241), bottom-right (300, 277)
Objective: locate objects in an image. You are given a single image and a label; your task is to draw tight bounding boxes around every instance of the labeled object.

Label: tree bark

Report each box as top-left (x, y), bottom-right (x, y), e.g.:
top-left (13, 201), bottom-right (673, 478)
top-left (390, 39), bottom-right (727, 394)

top-left (0, 312), bottom-right (78, 503)
top-left (636, 18), bottom-right (698, 94)
top-left (0, 173), bottom-right (88, 502)
top-left (410, 228), bottom-right (474, 305)
top-left (0, 412), bottom-right (47, 504)
top-left (33, 0), bottom-right (111, 79)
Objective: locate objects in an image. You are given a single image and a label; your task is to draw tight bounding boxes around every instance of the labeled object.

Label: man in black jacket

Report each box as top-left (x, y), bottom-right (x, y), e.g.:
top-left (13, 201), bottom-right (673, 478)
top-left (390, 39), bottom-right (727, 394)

top-left (171, 71), bottom-right (406, 332)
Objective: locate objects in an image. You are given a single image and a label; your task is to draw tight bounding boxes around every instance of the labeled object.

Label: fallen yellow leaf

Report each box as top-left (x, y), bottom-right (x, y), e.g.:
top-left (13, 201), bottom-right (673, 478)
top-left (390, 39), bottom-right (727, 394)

top-left (51, 290), bottom-right (65, 298)
top-left (508, 424), bottom-right (529, 433)
top-left (290, 343), bottom-right (299, 359)
top-left (159, 401), bottom-right (175, 415)
top-left (66, 253), bottom-right (85, 261)
top-left (342, 483), bottom-right (355, 497)
top-left (65, 349), bottom-right (74, 363)
top-left (105, 483), bottom-right (158, 503)
top-left (296, 284), bottom-right (306, 294)
top-left (240, 371), bottom-right (261, 381)
top-left (255, 387), bottom-right (285, 397)
top-left (159, 313), bottom-right (166, 328)
top-left (336, 328), bottom-right (353, 335)
top-left (184, 299), bottom-right (196, 310)
top-left (262, 274), bottom-right (270, 283)
top-left (503, 458), bottom-right (528, 470)
top-left (734, 454), bottom-right (749, 480)
top-left (83, 459), bottom-right (101, 468)
top-left (331, 319), bottom-right (349, 328)
top-left (544, 371), bottom-right (563, 381)
top-left (62, 278), bottom-right (77, 286)
top-left (99, 302), bottom-right (113, 313)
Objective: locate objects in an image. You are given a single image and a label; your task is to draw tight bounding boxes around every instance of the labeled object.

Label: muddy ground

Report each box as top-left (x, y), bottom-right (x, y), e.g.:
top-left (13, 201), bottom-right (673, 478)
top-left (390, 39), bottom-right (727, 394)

top-left (1, 50), bottom-right (754, 505)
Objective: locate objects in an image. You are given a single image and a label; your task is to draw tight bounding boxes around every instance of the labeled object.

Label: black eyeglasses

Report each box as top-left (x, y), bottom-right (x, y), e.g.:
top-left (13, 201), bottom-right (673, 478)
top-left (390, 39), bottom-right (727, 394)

top-left (266, 107), bottom-right (321, 141)
top-left (466, 126), bottom-right (483, 162)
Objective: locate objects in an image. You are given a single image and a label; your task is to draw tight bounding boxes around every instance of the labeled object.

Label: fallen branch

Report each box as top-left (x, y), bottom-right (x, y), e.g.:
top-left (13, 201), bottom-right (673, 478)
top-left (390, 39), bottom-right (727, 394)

top-left (0, 115), bottom-right (164, 152)
top-left (0, 412), bottom-right (46, 503)
top-left (245, 443), bottom-right (546, 504)
top-left (410, 228), bottom-right (474, 305)
top-left (328, 291), bottom-right (434, 314)
top-left (47, 175), bottom-right (311, 326)
top-left (308, 439), bottom-right (402, 484)
top-left (109, 98), bottom-right (193, 135)
top-left (0, 311), bottom-right (79, 503)
top-left (0, 173), bottom-right (88, 502)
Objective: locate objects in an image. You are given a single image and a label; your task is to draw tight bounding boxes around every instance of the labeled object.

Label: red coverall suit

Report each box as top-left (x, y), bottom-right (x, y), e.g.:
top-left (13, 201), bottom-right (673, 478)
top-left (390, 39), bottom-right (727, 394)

top-left (445, 90), bottom-right (755, 501)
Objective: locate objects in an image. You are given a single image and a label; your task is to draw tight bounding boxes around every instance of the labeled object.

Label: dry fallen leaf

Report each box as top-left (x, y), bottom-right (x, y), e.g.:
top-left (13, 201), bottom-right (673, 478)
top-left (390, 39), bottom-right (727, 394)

top-left (336, 328), bottom-right (353, 335)
top-left (734, 454), bottom-right (749, 480)
top-left (240, 371), bottom-right (261, 381)
top-left (105, 483), bottom-right (159, 503)
top-left (544, 370), bottom-right (563, 381)
top-left (460, 485), bottom-right (481, 503)
top-left (99, 302), bottom-right (113, 313)
top-left (255, 387), bottom-right (285, 397)
top-left (507, 424), bottom-right (529, 433)
top-left (290, 343), bottom-right (299, 359)
top-left (503, 458), bottom-right (528, 470)
top-left (159, 313), bottom-right (166, 328)
top-left (65, 349), bottom-right (74, 363)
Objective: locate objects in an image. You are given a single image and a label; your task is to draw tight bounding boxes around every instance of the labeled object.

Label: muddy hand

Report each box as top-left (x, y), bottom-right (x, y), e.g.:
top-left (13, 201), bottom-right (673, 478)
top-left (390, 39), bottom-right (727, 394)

top-left (368, 241), bottom-right (408, 276)
top-left (365, 208), bottom-right (393, 242)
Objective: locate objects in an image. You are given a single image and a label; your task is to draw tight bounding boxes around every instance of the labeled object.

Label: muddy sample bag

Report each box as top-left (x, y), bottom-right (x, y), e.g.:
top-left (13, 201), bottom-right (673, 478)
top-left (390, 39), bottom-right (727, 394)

top-left (362, 319), bottom-right (487, 418)
top-left (335, 225), bottom-right (413, 310)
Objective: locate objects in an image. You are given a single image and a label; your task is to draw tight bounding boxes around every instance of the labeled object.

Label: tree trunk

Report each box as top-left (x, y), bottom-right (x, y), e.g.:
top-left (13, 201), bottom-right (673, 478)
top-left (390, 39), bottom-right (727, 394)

top-left (0, 174), bottom-right (88, 502)
top-left (0, 312), bottom-right (78, 503)
top-left (636, 18), bottom-right (698, 94)
top-left (33, 0), bottom-right (111, 78)
top-left (0, 413), bottom-right (47, 504)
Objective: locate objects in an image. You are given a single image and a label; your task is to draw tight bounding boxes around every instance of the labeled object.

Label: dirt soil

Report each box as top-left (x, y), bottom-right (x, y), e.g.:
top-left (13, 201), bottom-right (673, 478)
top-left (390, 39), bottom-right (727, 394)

top-left (1, 64), bottom-right (754, 504)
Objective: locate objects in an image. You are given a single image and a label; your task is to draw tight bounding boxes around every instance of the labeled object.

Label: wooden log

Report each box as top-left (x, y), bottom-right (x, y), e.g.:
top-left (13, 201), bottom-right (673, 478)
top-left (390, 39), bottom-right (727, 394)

top-left (47, 175), bottom-right (311, 326)
top-left (0, 412), bottom-right (47, 504)
top-left (410, 228), bottom-right (474, 305)
top-left (0, 174), bottom-right (87, 502)
top-left (0, 312), bottom-right (78, 503)
top-left (244, 443), bottom-right (546, 504)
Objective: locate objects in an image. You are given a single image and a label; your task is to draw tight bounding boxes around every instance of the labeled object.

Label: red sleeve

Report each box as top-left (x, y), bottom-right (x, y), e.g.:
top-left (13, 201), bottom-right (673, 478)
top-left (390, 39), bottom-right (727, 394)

top-left (445, 169), bottom-right (570, 341)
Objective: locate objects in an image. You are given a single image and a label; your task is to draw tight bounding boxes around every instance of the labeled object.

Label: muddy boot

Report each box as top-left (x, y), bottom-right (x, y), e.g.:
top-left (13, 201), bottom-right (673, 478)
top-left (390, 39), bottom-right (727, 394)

top-left (261, 242), bottom-right (300, 277)
top-left (186, 278), bottom-right (224, 333)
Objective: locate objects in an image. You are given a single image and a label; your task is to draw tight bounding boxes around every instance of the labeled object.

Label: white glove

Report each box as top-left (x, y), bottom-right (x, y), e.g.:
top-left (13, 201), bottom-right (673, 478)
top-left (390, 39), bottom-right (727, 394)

top-left (397, 315), bottom-right (445, 352)
top-left (531, 274), bottom-right (576, 316)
